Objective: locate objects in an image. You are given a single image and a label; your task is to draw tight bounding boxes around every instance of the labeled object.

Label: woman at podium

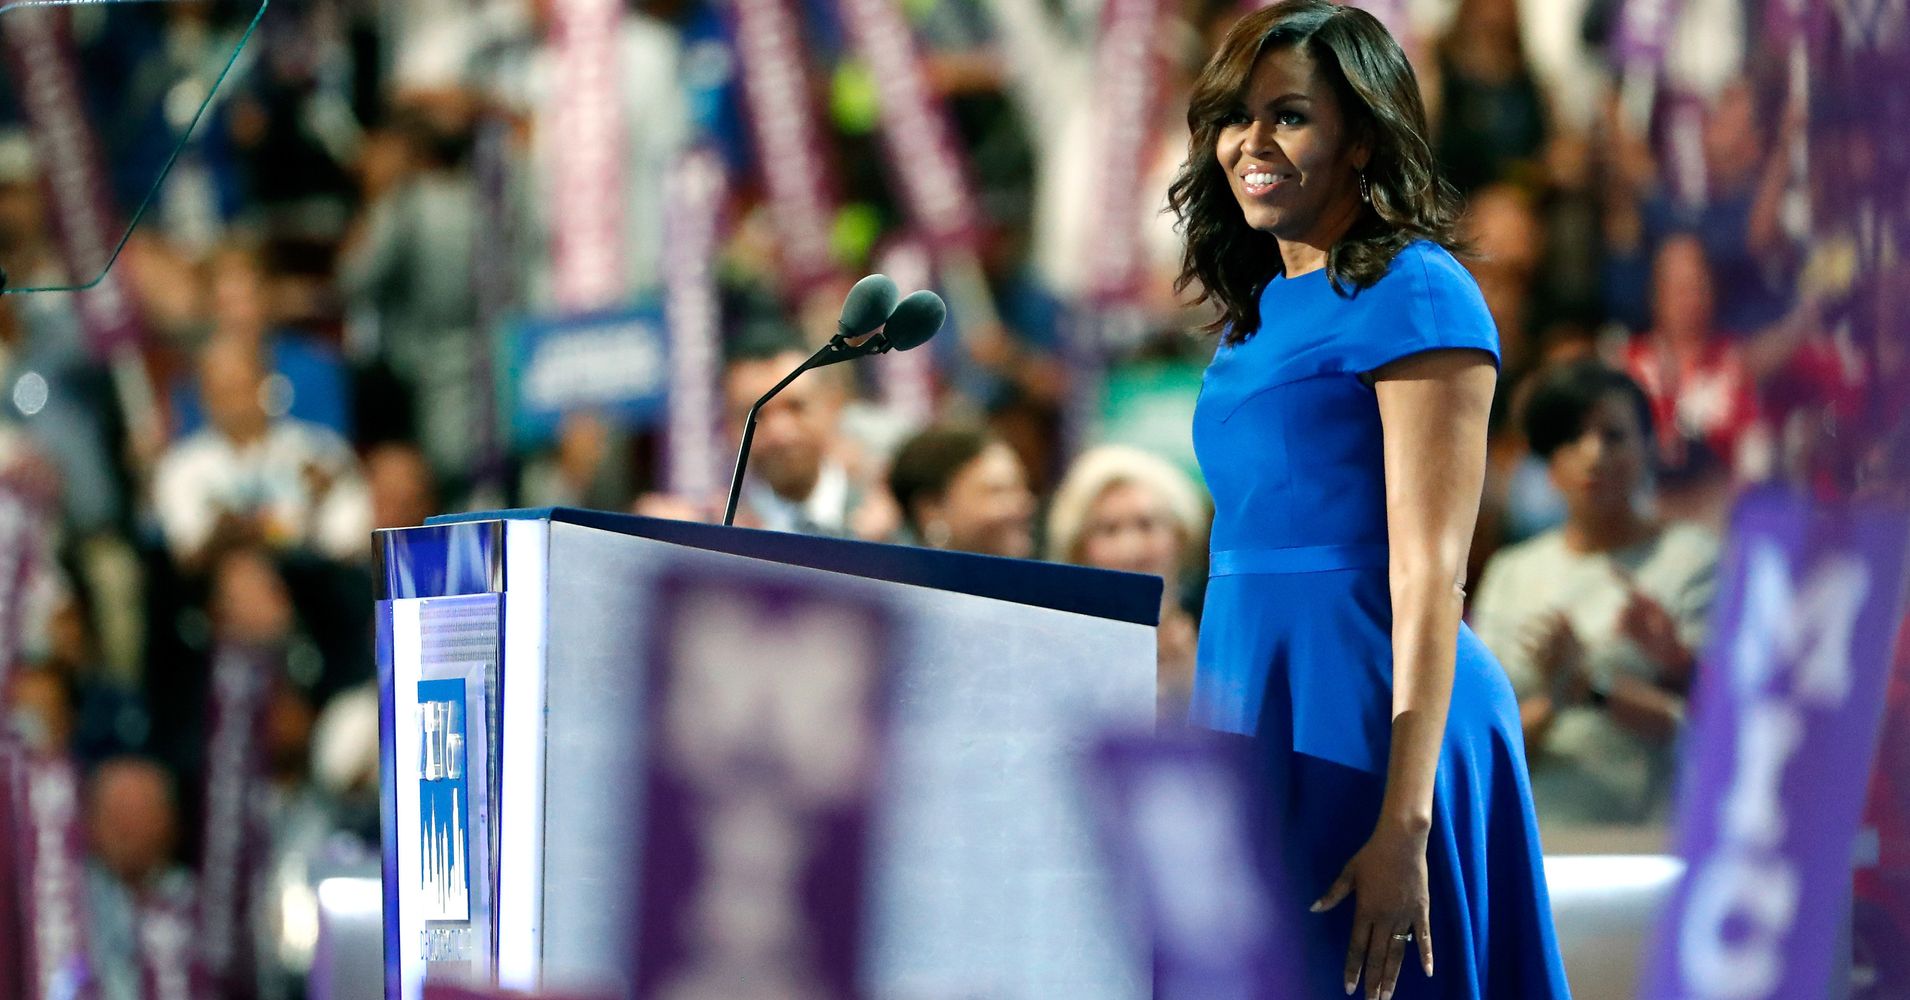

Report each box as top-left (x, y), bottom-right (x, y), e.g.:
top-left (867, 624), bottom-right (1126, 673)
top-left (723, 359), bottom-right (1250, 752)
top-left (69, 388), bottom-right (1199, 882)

top-left (1167, 3), bottom-right (1571, 997)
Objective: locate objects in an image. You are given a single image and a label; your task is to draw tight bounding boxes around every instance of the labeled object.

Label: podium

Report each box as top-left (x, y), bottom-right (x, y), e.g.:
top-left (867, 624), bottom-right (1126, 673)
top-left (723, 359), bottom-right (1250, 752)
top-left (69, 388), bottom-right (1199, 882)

top-left (375, 508), bottom-right (1161, 1000)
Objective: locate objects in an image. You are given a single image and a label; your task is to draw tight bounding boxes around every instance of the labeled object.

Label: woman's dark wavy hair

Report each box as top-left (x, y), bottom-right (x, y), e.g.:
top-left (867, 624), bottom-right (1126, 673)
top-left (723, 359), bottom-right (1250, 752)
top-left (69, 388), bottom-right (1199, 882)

top-left (1167, 0), bottom-right (1465, 343)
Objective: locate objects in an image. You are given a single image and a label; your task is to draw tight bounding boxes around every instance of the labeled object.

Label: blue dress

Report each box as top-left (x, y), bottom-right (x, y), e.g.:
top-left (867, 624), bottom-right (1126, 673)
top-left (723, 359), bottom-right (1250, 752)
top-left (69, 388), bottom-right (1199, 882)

top-left (1189, 240), bottom-right (1572, 998)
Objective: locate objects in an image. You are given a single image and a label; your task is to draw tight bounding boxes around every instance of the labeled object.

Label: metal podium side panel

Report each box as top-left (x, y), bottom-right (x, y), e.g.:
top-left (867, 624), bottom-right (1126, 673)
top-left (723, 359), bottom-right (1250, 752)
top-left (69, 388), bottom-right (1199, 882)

top-left (532, 522), bottom-right (1153, 1000)
top-left (533, 525), bottom-right (661, 993)
top-left (496, 519), bottom-right (552, 990)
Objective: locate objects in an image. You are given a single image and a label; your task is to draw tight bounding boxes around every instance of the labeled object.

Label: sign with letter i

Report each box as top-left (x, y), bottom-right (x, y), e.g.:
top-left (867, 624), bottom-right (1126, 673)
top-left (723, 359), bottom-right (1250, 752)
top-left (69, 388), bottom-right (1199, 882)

top-left (635, 568), bottom-right (895, 999)
top-left (1640, 490), bottom-right (1910, 1000)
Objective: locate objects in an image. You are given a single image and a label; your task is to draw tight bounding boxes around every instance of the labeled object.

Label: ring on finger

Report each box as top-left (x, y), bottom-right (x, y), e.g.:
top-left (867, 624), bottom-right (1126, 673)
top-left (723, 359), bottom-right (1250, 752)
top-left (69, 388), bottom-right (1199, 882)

top-left (1391, 931), bottom-right (1414, 942)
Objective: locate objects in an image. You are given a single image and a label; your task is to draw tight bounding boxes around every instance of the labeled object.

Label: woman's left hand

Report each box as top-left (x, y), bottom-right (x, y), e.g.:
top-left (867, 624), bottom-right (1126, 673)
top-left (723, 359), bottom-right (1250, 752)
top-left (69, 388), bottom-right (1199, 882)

top-left (1311, 822), bottom-right (1435, 999)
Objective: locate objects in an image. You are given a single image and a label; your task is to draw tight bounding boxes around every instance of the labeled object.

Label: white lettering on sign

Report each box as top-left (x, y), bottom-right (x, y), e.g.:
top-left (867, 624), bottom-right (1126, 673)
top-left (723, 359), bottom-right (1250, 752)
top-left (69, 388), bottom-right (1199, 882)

top-left (729, 0), bottom-right (839, 281)
top-left (28, 762), bottom-right (84, 999)
top-left (1679, 539), bottom-right (1872, 999)
top-left (1734, 544), bottom-right (1870, 704)
top-left (654, 589), bottom-right (878, 999)
top-left (140, 902), bottom-right (195, 1000)
top-left (1679, 852), bottom-right (1799, 998)
top-left (522, 322), bottom-right (666, 411)
top-left (420, 926), bottom-right (475, 962)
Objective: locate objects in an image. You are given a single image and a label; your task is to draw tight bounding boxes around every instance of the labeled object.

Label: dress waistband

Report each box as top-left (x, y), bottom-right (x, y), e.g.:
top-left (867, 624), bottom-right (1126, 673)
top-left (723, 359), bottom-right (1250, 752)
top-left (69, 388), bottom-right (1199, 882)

top-left (1209, 543), bottom-right (1390, 577)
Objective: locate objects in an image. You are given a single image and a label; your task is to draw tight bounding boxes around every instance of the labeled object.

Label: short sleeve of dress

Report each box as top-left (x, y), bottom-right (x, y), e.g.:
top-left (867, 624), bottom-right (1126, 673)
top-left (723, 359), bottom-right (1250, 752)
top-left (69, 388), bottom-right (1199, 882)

top-left (1340, 242), bottom-right (1501, 375)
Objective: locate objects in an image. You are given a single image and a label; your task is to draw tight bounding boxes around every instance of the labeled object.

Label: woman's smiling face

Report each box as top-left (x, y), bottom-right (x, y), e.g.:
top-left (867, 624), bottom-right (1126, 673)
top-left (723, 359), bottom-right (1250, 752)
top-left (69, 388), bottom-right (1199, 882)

top-left (1216, 43), bottom-right (1367, 242)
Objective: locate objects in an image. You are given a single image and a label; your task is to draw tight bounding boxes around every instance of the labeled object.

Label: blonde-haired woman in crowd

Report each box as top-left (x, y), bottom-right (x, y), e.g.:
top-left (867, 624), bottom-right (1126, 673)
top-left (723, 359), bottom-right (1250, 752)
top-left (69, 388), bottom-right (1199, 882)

top-left (1046, 445), bottom-right (1209, 722)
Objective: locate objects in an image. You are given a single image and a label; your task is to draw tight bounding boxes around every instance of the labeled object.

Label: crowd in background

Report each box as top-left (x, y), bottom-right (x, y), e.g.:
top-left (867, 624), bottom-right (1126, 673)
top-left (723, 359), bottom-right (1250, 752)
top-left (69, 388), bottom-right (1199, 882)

top-left (0, 0), bottom-right (1900, 995)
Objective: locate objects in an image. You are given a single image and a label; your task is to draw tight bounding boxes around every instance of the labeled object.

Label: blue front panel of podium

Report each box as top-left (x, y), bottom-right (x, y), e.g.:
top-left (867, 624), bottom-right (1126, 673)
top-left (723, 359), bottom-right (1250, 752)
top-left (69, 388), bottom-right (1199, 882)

top-left (376, 521), bottom-right (504, 601)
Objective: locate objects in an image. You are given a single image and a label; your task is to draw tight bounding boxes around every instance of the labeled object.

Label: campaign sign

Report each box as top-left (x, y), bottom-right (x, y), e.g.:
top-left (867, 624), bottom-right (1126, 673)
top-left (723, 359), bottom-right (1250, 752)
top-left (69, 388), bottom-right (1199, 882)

top-left (1640, 490), bottom-right (1910, 1000)
top-left (506, 306), bottom-right (669, 446)
top-left (1085, 731), bottom-right (1301, 1000)
top-left (1615, 0), bottom-right (1686, 68)
top-left (634, 569), bottom-right (894, 1000)
top-left (16, 753), bottom-right (94, 1000)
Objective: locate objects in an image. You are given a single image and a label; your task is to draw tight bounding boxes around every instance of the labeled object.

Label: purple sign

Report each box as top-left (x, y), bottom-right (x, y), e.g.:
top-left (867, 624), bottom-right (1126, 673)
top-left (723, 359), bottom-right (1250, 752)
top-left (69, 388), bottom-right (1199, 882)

top-left (0, 751), bottom-right (22, 1000)
top-left (16, 752), bottom-right (96, 1000)
top-left (0, 5), bottom-right (147, 356)
top-left (1085, 0), bottom-right (1171, 305)
top-left (634, 570), bottom-right (894, 1000)
top-left (1641, 490), bottom-right (1910, 1000)
top-left (547, 0), bottom-right (627, 312)
top-left (1660, 88), bottom-right (1710, 210)
top-left (1764, 0), bottom-right (1829, 50)
top-left (197, 644), bottom-right (277, 999)
top-left (725, 0), bottom-right (847, 293)
top-left (1616, 0), bottom-right (1687, 68)
top-left (662, 147), bottom-right (729, 501)
top-left (833, 0), bottom-right (984, 256)
top-left (1085, 731), bottom-right (1302, 999)
top-left (138, 891), bottom-right (208, 1000)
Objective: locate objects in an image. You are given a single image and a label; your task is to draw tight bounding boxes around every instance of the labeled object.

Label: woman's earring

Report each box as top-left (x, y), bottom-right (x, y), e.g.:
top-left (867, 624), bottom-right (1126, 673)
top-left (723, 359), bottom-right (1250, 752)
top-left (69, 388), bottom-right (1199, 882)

top-left (1358, 170), bottom-right (1372, 204)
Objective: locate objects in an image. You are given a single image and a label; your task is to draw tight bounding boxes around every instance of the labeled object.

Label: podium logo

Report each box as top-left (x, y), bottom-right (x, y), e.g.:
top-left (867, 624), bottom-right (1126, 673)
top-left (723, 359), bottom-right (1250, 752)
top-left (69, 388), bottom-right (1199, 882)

top-left (418, 679), bottom-right (471, 925)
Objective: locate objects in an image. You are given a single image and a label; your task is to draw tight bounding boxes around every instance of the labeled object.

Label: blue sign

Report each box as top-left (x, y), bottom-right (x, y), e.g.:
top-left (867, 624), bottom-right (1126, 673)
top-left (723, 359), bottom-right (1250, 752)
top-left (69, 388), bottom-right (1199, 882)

top-left (506, 306), bottom-right (670, 446)
top-left (418, 677), bottom-right (471, 924)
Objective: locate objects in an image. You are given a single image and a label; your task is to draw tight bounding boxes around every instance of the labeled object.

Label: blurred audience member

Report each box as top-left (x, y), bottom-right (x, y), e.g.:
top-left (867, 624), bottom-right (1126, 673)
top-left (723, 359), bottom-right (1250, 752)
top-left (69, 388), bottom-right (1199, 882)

top-left (1622, 233), bottom-right (1765, 483)
top-left (85, 757), bottom-right (193, 1000)
top-left (520, 410), bottom-right (636, 511)
top-left (171, 241), bottom-right (351, 438)
top-left (1642, 78), bottom-right (1798, 335)
top-left (1471, 361), bottom-right (1718, 827)
top-left (209, 546), bottom-right (297, 649)
top-left (1432, 0), bottom-right (1549, 194)
top-left (1046, 445), bottom-right (1207, 721)
top-left (21, 564), bottom-right (151, 764)
top-left (6, 665), bottom-right (76, 753)
top-left (366, 441), bottom-right (440, 531)
top-left (339, 98), bottom-right (483, 485)
top-left (887, 425), bottom-right (1034, 559)
top-left (722, 335), bottom-right (862, 536)
top-left (152, 339), bottom-right (371, 568)
top-left (1463, 182), bottom-right (1546, 373)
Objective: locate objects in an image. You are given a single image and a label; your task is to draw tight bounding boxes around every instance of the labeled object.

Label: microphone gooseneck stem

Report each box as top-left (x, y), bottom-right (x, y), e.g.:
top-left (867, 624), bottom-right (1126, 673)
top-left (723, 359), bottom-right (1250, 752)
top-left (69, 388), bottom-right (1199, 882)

top-left (722, 333), bottom-right (885, 527)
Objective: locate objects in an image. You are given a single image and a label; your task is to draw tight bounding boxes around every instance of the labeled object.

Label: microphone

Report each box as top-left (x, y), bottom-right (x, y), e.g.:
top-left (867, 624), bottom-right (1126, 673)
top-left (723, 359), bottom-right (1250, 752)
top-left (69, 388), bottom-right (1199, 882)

top-left (838, 273), bottom-right (899, 339)
top-left (722, 280), bottom-right (947, 527)
top-left (878, 289), bottom-right (947, 352)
